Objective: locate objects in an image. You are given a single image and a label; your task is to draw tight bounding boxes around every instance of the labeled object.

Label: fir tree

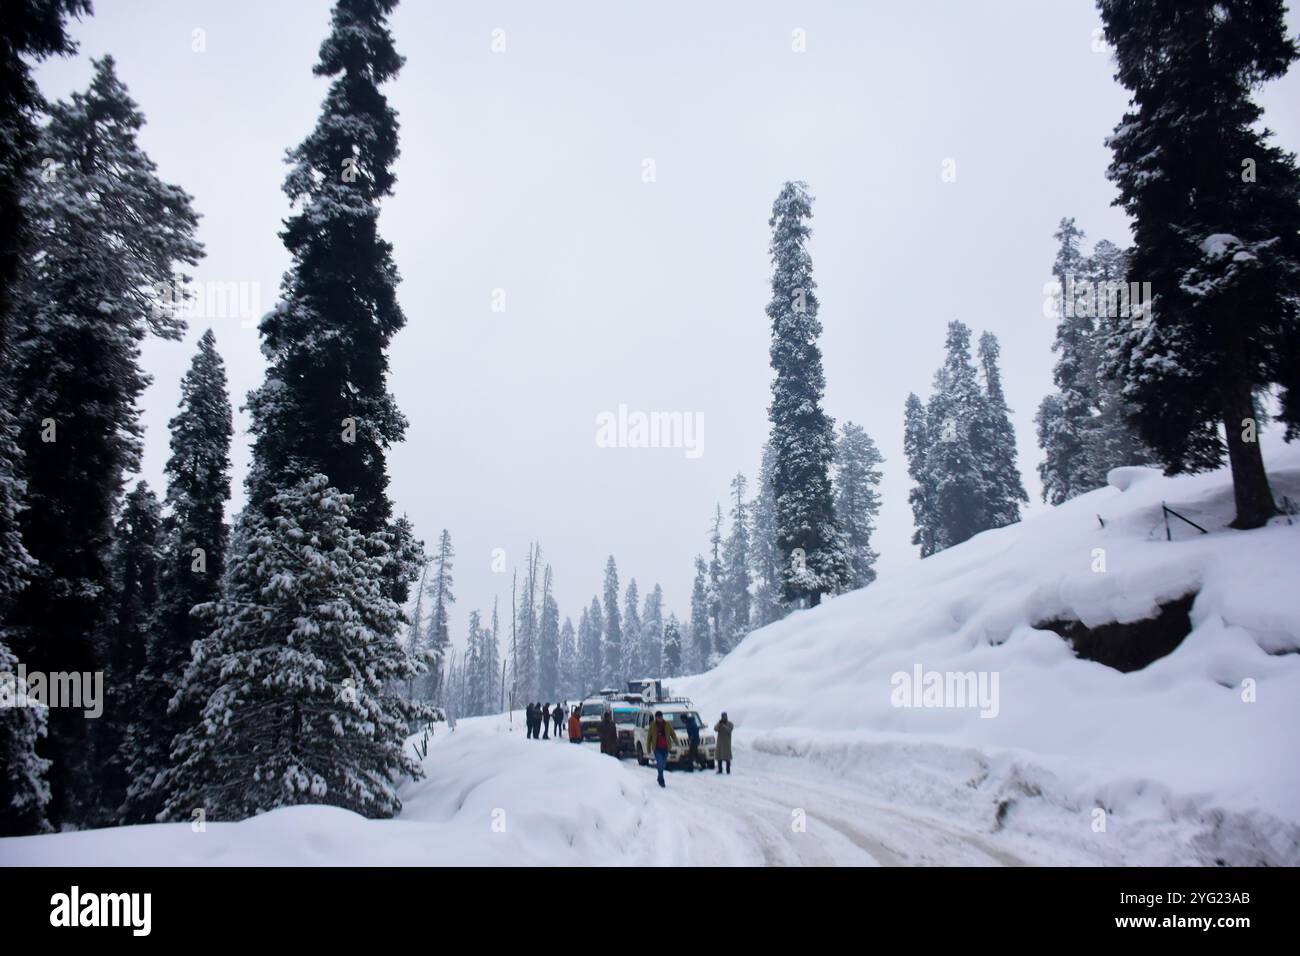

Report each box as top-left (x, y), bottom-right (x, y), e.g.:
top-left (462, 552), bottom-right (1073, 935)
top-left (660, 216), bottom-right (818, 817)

top-left (765, 181), bottom-right (849, 606)
top-left (99, 481), bottom-right (163, 820)
top-left (833, 422), bottom-right (883, 589)
top-left (975, 332), bottom-right (1028, 528)
top-left (11, 57), bottom-right (201, 823)
top-left (903, 393), bottom-right (937, 557)
top-left (484, 598), bottom-right (502, 713)
top-left (558, 616), bottom-right (577, 700)
top-left (622, 578), bottom-right (642, 678)
top-left (688, 556), bottom-right (711, 673)
top-left (601, 556), bottom-right (622, 685)
top-left (537, 565), bottom-right (559, 702)
top-left (1036, 217), bottom-right (1098, 505)
top-left (640, 583), bottom-right (664, 677)
top-left (924, 322), bottom-right (993, 550)
top-left (748, 442), bottom-right (785, 626)
top-left (159, 476), bottom-right (432, 821)
top-left (124, 329), bottom-right (232, 823)
top-left (1099, 0), bottom-right (1300, 528)
top-left (584, 596), bottom-right (603, 693)
top-left (245, 0), bottom-right (412, 551)
top-left (423, 529), bottom-right (454, 703)
top-left (722, 474), bottom-right (752, 645)
top-left (661, 614), bottom-right (682, 677)
top-left (707, 503), bottom-right (726, 655)
top-left (514, 544), bottom-right (539, 703)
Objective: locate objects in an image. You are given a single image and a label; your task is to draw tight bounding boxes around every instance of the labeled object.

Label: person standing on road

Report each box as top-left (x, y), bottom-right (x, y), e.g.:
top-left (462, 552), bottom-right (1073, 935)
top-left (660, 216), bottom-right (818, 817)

top-left (542, 703), bottom-right (551, 739)
top-left (598, 711), bottom-right (619, 757)
top-left (568, 706), bottom-right (583, 743)
top-left (524, 702), bottom-right (533, 738)
top-left (553, 703), bottom-right (565, 738)
top-left (648, 711), bottom-right (678, 788)
top-left (682, 712), bottom-right (705, 772)
top-left (714, 712), bottom-right (734, 774)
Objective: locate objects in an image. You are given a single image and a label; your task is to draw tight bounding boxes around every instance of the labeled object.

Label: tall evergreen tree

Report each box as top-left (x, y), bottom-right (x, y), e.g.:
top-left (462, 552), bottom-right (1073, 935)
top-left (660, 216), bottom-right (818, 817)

top-left (1, 4), bottom-right (89, 833)
top-left (975, 332), bottom-right (1028, 528)
top-left (1098, 0), bottom-right (1300, 528)
top-left (661, 614), bottom-right (682, 677)
top-left (722, 474), bottom-right (752, 646)
top-left (622, 578), bottom-right (642, 678)
top-left (1036, 217), bottom-right (1099, 505)
top-left (833, 422), bottom-right (883, 589)
top-left (513, 545), bottom-right (540, 704)
top-left (484, 598), bottom-right (502, 713)
top-left (558, 616), bottom-right (577, 700)
top-left (159, 476), bottom-right (431, 821)
top-left (903, 393), bottom-right (937, 557)
top-left (748, 442), bottom-right (784, 626)
top-left (124, 330), bottom-right (233, 822)
top-left (640, 583), bottom-right (664, 677)
top-left (423, 529), bottom-right (454, 703)
top-left (707, 504), bottom-right (725, 654)
top-left (584, 596), bottom-right (603, 693)
top-left (924, 322), bottom-right (994, 550)
top-left (99, 481), bottom-right (163, 820)
top-left (245, 0), bottom-right (413, 551)
top-left (688, 556), bottom-right (711, 673)
top-left (10, 57), bottom-right (201, 824)
top-left (601, 556), bottom-right (622, 685)
top-left (537, 565), bottom-right (559, 702)
top-left (765, 181), bottom-right (849, 606)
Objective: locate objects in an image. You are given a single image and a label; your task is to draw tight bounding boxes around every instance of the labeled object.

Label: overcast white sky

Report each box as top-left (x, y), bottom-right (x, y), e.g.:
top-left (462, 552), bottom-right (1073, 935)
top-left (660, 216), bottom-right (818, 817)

top-left (35, 0), bottom-right (1300, 646)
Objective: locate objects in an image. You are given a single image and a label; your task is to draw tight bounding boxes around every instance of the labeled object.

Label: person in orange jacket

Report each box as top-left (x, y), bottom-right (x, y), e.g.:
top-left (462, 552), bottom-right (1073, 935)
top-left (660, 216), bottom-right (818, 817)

top-left (567, 707), bottom-right (583, 743)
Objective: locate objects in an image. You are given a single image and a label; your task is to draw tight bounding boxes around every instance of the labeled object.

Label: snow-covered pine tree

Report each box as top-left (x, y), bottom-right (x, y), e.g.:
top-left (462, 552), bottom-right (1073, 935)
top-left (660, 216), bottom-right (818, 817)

top-left (924, 321), bottom-right (995, 551)
top-left (123, 329), bottom-right (233, 823)
top-left (640, 583), bottom-right (664, 677)
top-left (99, 481), bottom-right (163, 820)
top-left (423, 529), bottom-right (454, 704)
top-left (748, 443), bottom-right (785, 626)
top-left (707, 503), bottom-right (726, 656)
top-left (975, 332), bottom-right (1028, 529)
top-left (463, 610), bottom-right (484, 716)
top-left (833, 422), bottom-right (883, 589)
top-left (584, 596), bottom-right (603, 694)
top-left (622, 578), bottom-right (642, 678)
top-left (515, 543), bottom-right (539, 703)
top-left (537, 565), bottom-right (560, 702)
top-left (484, 598), bottom-right (502, 712)
top-left (661, 614), bottom-right (683, 677)
top-left (1099, 0), bottom-right (1300, 528)
top-left (1036, 217), bottom-right (1103, 504)
top-left (722, 474), bottom-right (752, 646)
top-left (903, 393), bottom-right (937, 557)
top-left (558, 616), bottom-right (577, 700)
top-left (687, 556), bottom-right (711, 673)
top-left (765, 181), bottom-right (850, 606)
top-left (245, 0), bottom-right (413, 563)
top-left (11, 57), bottom-right (202, 824)
top-left (602, 556), bottom-right (622, 686)
top-left (159, 476), bottom-right (432, 821)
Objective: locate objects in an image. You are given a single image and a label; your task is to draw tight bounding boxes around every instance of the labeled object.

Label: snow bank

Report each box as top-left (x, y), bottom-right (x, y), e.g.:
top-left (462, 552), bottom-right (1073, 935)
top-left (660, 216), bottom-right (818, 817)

top-left (679, 437), bottom-right (1300, 864)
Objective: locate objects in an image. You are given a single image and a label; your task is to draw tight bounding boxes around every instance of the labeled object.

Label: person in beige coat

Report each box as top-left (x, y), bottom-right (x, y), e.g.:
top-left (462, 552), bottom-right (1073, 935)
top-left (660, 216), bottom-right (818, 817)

top-left (714, 712), bottom-right (734, 774)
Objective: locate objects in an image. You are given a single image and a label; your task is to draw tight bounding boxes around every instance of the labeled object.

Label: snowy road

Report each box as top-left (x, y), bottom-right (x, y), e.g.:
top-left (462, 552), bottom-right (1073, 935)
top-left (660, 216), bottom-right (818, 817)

top-left (606, 743), bottom-right (1031, 867)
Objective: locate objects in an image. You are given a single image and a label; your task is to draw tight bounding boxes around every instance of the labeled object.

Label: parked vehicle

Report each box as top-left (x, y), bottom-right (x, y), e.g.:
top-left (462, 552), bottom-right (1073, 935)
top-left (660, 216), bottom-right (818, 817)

top-left (579, 697), bottom-right (609, 742)
top-left (610, 702), bottom-right (642, 757)
top-left (633, 701), bottom-right (715, 768)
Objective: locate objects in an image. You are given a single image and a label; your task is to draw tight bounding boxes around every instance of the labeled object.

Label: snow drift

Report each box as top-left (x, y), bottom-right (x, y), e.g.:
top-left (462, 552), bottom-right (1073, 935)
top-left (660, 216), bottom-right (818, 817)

top-left (679, 437), bottom-right (1300, 864)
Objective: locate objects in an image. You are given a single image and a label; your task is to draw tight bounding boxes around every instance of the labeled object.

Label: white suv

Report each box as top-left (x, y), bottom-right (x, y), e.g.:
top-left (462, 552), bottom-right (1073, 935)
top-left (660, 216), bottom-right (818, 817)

top-left (633, 702), bottom-right (716, 770)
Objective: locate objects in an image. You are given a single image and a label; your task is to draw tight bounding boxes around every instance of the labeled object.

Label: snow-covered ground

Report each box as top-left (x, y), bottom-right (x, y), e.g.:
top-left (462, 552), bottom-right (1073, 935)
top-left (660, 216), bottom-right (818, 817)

top-left (4, 440), bottom-right (1298, 866)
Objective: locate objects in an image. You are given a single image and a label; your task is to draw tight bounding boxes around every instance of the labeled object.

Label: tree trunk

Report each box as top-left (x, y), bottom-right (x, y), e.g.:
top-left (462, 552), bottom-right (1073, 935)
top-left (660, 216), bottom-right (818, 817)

top-left (1223, 383), bottom-right (1275, 530)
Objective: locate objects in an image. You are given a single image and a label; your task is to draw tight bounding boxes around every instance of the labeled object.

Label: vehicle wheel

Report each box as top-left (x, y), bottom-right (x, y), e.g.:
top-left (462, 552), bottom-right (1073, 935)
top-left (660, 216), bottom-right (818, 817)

top-left (637, 744), bottom-right (648, 766)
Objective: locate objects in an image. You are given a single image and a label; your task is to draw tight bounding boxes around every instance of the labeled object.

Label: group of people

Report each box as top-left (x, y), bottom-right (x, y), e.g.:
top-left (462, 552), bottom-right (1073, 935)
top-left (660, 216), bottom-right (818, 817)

top-left (524, 701), bottom-right (565, 739)
top-left (522, 700), bottom-right (736, 791)
top-left (640, 710), bottom-right (735, 788)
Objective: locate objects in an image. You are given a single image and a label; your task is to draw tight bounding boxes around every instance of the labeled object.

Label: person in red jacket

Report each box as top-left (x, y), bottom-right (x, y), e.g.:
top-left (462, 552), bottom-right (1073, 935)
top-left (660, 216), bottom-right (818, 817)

top-left (567, 707), bottom-right (583, 743)
top-left (648, 711), bottom-right (679, 788)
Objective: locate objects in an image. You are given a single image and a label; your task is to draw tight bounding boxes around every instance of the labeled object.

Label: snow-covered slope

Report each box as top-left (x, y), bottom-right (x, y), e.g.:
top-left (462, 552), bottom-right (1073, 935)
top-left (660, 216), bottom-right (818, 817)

top-left (4, 442), bottom-right (1297, 866)
top-left (678, 437), bottom-right (1300, 864)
